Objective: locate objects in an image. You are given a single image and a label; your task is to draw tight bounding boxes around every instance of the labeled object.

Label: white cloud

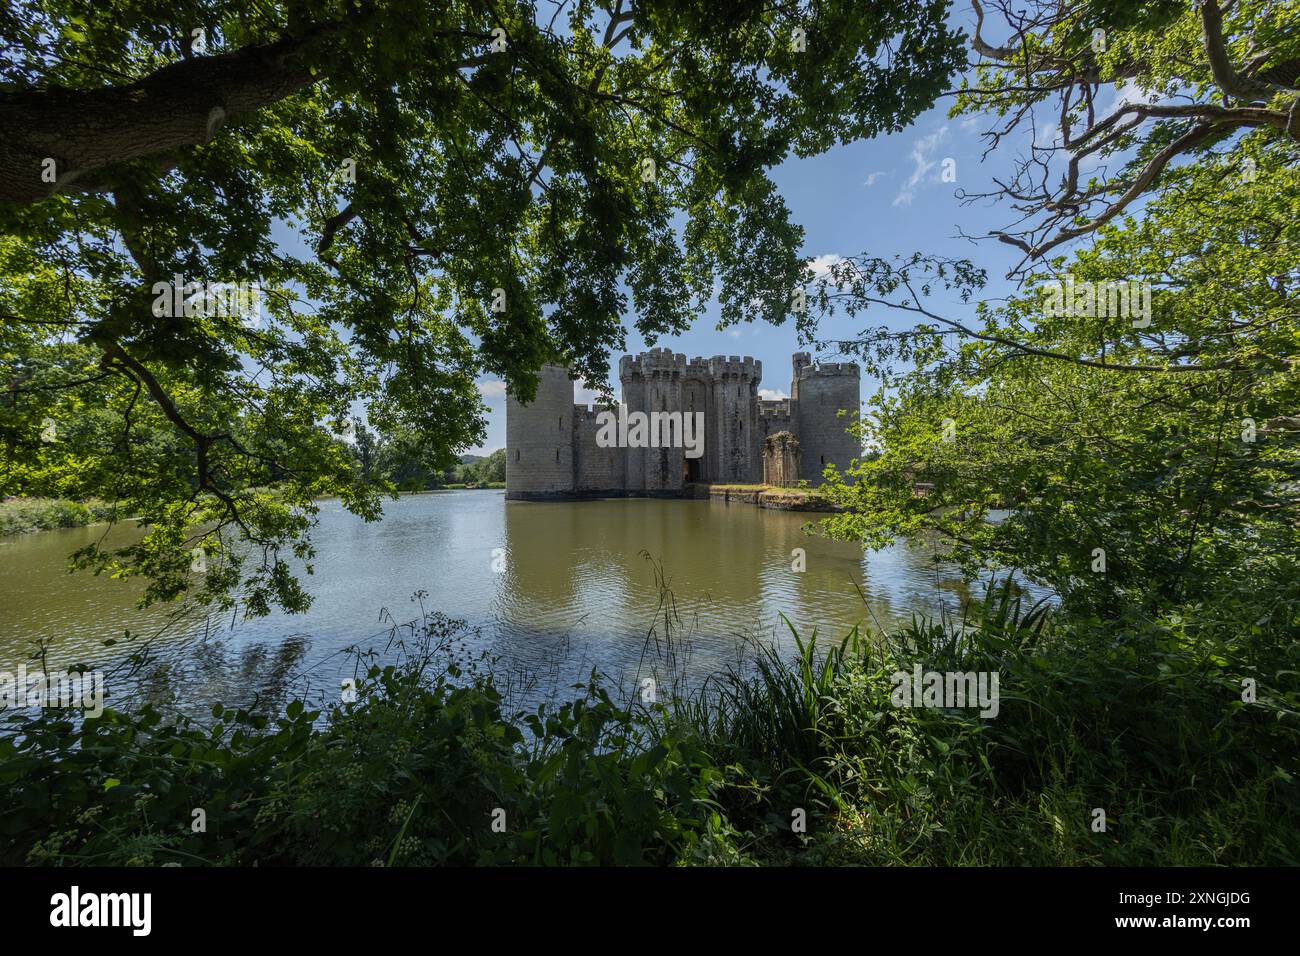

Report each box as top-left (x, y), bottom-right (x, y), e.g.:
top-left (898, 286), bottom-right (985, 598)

top-left (480, 376), bottom-right (614, 405)
top-left (728, 328), bottom-right (742, 338)
top-left (893, 125), bottom-right (949, 207)
top-left (575, 377), bottom-right (616, 406)
top-left (758, 388), bottom-right (789, 402)
top-left (1105, 79), bottom-right (1151, 114)
top-left (863, 170), bottom-right (886, 187)
top-left (806, 253), bottom-right (852, 293)
top-left (808, 253), bottom-right (845, 279)
top-left (1032, 119), bottom-right (1061, 150)
top-left (959, 115), bottom-right (982, 133)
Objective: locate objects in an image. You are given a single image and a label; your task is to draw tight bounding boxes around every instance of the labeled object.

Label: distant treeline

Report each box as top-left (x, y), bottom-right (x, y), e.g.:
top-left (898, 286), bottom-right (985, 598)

top-left (0, 498), bottom-right (118, 536)
top-left (349, 423), bottom-right (505, 491)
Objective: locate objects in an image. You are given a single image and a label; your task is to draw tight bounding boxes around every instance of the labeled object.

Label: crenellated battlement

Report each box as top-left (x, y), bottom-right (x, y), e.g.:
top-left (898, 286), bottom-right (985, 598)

top-left (795, 360), bottom-right (860, 380)
top-left (574, 402), bottom-right (617, 421)
top-left (759, 399), bottom-right (792, 418)
top-left (620, 347), bottom-right (688, 380)
top-left (684, 358), bottom-right (711, 380)
top-left (622, 349), bottom-right (762, 383)
top-left (707, 354), bottom-right (762, 382)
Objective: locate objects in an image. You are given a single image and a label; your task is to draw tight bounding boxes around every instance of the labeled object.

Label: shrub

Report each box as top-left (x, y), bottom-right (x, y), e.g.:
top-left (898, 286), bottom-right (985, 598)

top-left (3, 585), bottom-right (1295, 866)
top-left (0, 498), bottom-right (97, 535)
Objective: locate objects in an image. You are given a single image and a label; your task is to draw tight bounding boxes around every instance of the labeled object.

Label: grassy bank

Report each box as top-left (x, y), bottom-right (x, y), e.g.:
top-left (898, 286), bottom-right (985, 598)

top-left (707, 483), bottom-right (820, 496)
top-left (2, 582), bottom-right (1295, 866)
top-left (705, 483), bottom-right (837, 512)
top-left (0, 498), bottom-right (119, 536)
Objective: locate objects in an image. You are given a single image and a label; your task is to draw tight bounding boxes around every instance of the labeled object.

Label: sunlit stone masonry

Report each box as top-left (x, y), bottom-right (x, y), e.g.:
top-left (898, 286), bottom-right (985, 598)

top-left (762, 431), bottom-right (802, 487)
top-left (506, 350), bottom-right (860, 500)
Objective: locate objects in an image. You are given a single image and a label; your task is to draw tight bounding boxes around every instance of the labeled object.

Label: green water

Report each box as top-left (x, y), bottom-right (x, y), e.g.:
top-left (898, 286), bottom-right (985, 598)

top-left (0, 492), bottom-right (974, 709)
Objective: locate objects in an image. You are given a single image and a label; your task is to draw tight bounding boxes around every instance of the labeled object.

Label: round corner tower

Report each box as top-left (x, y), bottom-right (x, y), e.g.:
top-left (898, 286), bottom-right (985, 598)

top-left (792, 356), bottom-right (861, 484)
top-left (505, 364), bottom-right (575, 499)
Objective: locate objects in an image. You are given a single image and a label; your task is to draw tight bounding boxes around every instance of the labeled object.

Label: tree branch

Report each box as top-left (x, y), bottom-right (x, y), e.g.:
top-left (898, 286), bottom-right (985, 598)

top-left (0, 24), bottom-right (344, 203)
top-left (1200, 1), bottom-right (1282, 103)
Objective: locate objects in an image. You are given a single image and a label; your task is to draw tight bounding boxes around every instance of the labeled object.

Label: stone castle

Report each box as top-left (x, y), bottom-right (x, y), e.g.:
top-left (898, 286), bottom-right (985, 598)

top-left (506, 350), bottom-right (860, 499)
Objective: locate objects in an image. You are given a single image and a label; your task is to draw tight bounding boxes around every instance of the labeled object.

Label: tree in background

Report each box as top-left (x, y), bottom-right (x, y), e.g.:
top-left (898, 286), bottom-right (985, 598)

top-left (0, 0), bottom-right (966, 613)
top-left (807, 0), bottom-right (1298, 629)
top-left (458, 449), bottom-right (506, 485)
top-left (350, 419), bottom-right (379, 483)
top-left (815, 143), bottom-right (1298, 630)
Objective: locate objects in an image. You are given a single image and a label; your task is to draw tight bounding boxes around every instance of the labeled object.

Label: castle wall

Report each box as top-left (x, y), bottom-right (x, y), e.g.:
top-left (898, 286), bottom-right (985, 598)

top-left (757, 399), bottom-right (793, 471)
top-left (682, 364), bottom-right (711, 483)
top-left (574, 405), bottom-right (626, 494)
top-left (763, 431), bottom-right (801, 487)
top-left (792, 358), bottom-right (861, 485)
top-left (505, 364), bottom-right (575, 499)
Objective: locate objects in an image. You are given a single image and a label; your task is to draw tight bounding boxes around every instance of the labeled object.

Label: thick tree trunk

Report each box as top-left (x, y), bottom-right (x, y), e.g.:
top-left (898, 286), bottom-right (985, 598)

top-left (0, 30), bottom-right (333, 204)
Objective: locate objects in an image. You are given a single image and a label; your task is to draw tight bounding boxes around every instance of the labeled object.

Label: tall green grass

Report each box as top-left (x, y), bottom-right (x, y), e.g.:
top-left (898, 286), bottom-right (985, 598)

top-left (2, 580), bottom-right (1295, 865)
top-left (668, 579), bottom-right (1299, 864)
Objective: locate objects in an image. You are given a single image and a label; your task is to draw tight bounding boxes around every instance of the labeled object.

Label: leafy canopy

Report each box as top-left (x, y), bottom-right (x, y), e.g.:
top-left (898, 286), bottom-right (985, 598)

top-left (816, 134), bottom-right (1299, 623)
top-left (0, 0), bottom-right (966, 612)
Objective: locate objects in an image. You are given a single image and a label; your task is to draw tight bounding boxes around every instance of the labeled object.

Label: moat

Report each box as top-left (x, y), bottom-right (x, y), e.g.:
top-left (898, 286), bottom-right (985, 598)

top-left (0, 491), bottom-right (981, 713)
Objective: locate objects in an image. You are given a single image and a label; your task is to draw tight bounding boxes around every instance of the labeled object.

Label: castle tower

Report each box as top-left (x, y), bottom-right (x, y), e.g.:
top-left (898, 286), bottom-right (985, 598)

top-left (682, 358), bottom-right (712, 483)
top-left (792, 355), bottom-right (861, 485)
top-left (708, 355), bottom-right (762, 484)
top-left (791, 352), bottom-right (811, 401)
top-left (617, 355), bottom-right (644, 492)
top-left (505, 364), bottom-right (575, 499)
top-left (620, 348), bottom-right (688, 495)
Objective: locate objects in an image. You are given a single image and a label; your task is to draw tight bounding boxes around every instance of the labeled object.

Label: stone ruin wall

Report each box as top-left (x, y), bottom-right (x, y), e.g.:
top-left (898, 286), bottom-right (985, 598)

top-left (762, 431), bottom-right (801, 487)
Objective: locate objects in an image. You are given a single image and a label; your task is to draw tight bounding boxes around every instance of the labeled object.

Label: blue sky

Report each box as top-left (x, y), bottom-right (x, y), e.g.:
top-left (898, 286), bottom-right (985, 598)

top-left (268, 75), bottom-right (1042, 456)
top-left (265, 8), bottom-right (1150, 457)
top-left (471, 97), bottom-right (1030, 454)
top-left (460, 1), bottom-right (1126, 453)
